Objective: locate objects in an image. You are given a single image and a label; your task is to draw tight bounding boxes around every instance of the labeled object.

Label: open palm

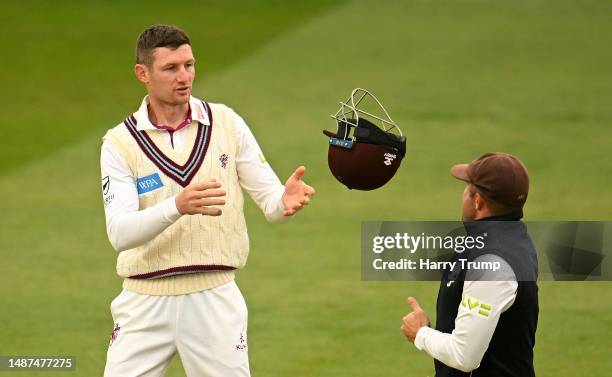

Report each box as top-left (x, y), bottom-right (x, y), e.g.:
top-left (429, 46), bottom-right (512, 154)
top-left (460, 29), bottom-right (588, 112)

top-left (282, 166), bottom-right (316, 216)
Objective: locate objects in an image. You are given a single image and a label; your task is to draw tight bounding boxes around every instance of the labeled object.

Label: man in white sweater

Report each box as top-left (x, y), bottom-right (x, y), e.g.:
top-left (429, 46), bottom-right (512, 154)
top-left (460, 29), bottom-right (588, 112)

top-left (100, 24), bottom-right (315, 377)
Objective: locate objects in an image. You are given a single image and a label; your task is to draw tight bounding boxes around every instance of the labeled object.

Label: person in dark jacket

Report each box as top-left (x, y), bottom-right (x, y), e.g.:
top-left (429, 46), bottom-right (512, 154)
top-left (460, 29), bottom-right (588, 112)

top-left (401, 152), bottom-right (539, 377)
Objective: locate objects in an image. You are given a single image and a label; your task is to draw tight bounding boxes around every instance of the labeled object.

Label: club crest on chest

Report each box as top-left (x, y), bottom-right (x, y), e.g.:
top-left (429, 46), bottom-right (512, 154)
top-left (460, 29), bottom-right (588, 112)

top-left (219, 153), bottom-right (229, 169)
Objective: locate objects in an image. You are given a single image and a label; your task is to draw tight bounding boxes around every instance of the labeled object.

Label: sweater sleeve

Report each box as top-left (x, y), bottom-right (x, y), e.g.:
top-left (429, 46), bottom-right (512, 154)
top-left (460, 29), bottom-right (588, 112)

top-left (100, 140), bottom-right (182, 251)
top-left (233, 111), bottom-right (288, 223)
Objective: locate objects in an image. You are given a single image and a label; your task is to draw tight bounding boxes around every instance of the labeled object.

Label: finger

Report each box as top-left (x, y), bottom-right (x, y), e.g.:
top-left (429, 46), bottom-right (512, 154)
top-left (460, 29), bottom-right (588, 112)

top-left (192, 181), bottom-right (221, 190)
top-left (407, 297), bottom-right (423, 312)
top-left (305, 184), bottom-right (316, 196)
top-left (201, 207), bottom-right (222, 216)
top-left (195, 198), bottom-right (226, 207)
top-left (191, 181), bottom-right (222, 191)
top-left (287, 202), bottom-right (304, 213)
top-left (194, 190), bottom-right (226, 199)
top-left (201, 207), bottom-right (222, 215)
top-left (283, 208), bottom-right (296, 216)
top-left (300, 197), bottom-right (310, 205)
top-left (291, 166), bottom-right (306, 181)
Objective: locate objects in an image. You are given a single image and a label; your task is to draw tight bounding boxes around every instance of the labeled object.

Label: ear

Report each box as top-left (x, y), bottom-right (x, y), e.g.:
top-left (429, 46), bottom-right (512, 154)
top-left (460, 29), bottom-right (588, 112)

top-left (134, 64), bottom-right (149, 84)
top-left (474, 192), bottom-right (485, 211)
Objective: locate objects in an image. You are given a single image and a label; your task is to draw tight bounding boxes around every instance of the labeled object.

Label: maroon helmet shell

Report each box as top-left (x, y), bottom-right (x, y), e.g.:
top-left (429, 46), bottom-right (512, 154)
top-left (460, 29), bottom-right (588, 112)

top-left (328, 141), bottom-right (403, 190)
top-left (324, 118), bottom-right (406, 190)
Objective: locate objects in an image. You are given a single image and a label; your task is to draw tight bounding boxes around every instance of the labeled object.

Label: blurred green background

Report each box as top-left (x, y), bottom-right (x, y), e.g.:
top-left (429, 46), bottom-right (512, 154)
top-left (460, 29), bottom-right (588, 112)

top-left (1, 0), bottom-right (611, 376)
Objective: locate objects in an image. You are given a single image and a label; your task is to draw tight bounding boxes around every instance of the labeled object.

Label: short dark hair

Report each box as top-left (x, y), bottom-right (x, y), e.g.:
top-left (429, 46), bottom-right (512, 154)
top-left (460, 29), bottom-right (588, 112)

top-left (136, 24), bottom-right (190, 66)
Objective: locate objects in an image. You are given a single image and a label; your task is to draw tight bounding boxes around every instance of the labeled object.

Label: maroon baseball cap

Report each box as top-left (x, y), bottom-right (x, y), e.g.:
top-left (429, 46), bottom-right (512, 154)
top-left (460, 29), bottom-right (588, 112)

top-left (450, 152), bottom-right (529, 207)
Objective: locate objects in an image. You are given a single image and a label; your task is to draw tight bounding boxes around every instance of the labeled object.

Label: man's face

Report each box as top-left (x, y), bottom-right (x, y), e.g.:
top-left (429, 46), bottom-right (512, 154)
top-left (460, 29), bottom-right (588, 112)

top-left (138, 44), bottom-right (195, 106)
top-left (461, 184), bottom-right (477, 221)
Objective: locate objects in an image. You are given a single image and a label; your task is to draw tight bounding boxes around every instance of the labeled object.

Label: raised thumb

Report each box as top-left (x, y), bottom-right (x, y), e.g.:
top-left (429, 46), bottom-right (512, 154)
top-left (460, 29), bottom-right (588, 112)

top-left (407, 296), bottom-right (422, 312)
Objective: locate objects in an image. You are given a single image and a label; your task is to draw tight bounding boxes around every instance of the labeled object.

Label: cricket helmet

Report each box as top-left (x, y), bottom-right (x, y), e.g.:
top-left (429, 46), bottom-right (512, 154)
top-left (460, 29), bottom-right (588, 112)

top-left (323, 88), bottom-right (407, 190)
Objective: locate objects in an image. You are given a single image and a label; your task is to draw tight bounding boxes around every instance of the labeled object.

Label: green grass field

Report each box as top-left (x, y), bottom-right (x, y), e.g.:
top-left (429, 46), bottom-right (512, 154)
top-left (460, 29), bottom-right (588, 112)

top-left (1, 1), bottom-right (611, 376)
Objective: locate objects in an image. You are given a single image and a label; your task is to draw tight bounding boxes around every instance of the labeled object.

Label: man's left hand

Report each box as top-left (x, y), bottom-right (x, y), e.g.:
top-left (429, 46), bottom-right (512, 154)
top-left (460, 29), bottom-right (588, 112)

top-left (282, 166), bottom-right (316, 216)
top-left (401, 296), bottom-right (431, 343)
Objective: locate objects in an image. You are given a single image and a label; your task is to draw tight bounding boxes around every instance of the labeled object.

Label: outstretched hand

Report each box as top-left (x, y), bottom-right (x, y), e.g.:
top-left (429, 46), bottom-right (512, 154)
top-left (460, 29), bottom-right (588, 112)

top-left (282, 166), bottom-right (316, 216)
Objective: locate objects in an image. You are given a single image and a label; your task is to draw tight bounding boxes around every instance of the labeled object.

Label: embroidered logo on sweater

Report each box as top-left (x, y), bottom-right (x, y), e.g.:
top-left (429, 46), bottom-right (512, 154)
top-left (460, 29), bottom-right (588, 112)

top-left (109, 323), bottom-right (121, 346)
top-left (235, 331), bottom-right (247, 351)
top-left (219, 153), bottom-right (229, 169)
top-left (137, 173), bottom-right (164, 195)
top-left (102, 176), bottom-right (115, 207)
top-left (102, 176), bottom-right (110, 195)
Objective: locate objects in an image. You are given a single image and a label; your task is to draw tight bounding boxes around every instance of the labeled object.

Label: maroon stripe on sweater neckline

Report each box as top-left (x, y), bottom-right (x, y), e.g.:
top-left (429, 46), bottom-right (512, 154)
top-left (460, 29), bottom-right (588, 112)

top-left (122, 101), bottom-right (214, 187)
top-left (129, 114), bottom-right (205, 171)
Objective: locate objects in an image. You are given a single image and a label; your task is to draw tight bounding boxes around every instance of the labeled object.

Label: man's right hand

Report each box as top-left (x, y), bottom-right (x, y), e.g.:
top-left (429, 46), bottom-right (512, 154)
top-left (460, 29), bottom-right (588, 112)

top-left (401, 297), bottom-right (431, 343)
top-left (175, 179), bottom-right (226, 216)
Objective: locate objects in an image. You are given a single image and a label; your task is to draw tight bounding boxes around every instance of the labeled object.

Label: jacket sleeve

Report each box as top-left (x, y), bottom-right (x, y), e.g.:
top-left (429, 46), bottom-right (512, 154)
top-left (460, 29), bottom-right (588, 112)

top-left (414, 255), bottom-right (518, 372)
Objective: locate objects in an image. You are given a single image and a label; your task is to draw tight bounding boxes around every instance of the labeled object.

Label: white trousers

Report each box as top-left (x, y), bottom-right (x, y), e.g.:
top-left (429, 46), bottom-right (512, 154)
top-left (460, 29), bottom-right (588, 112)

top-left (103, 280), bottom-right (250, 377)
